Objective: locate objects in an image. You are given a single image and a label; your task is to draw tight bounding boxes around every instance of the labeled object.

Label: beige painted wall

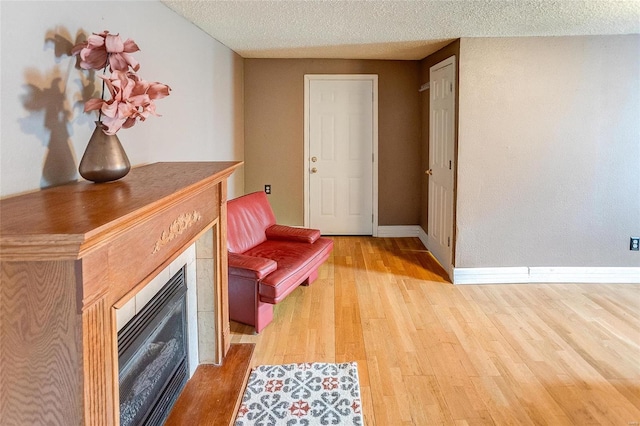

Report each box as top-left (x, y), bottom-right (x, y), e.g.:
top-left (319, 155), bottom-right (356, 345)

top-left (244, 59), bottom-right (421, 227)
top-left (456, 35), bottom-right (640, 268)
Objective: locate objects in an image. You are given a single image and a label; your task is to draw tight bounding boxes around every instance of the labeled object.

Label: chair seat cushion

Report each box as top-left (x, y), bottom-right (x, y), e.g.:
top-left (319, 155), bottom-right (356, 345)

top-left (243, 237), bottom-right (333, 303)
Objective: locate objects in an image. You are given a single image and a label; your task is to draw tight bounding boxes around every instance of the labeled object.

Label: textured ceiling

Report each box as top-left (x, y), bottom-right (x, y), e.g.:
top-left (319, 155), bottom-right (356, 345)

top-left (162, 0), bottom-right (640, 60)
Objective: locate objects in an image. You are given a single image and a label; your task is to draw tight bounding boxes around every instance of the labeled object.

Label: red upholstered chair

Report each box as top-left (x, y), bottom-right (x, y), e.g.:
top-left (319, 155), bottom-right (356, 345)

top-left (226, 191), bottom-right (333, 333)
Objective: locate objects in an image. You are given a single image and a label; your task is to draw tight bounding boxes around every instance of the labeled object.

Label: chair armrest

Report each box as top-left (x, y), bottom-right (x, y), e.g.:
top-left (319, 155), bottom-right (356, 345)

top-left (265, 224), bottom-right (321, 244)
top-left (228, 253), bottom-right (277, 280)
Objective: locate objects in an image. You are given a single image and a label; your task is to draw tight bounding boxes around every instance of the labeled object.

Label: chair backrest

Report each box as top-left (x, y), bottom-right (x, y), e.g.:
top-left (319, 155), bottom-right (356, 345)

top-left (227, 191), bottom-right (277, 253)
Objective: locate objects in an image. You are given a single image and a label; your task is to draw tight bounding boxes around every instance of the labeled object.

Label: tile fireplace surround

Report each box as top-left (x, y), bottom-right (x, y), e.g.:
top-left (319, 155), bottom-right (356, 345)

top-left (0, 162), bottom-right (241, 425)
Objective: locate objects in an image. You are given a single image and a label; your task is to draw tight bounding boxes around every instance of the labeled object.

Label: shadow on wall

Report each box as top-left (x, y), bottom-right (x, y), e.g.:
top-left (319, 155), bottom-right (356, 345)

top-left (19, 27), bottom-right (97, 188)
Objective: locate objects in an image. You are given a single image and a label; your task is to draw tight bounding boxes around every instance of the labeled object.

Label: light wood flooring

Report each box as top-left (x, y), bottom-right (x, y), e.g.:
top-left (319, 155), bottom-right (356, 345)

top-left (230, 236), bottom-right (640, 425)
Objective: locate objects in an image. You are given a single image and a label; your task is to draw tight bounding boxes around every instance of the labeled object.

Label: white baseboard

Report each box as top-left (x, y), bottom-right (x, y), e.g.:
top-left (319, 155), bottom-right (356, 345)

top-left (376, 225), bottom-right (421, 238)
top-left (418, 227), bottom-right (428, 248)
top-left (453, 266), bottom-right (640, 285)
top-left (374, 225), bottom-right (429, 245)
top-left (453, 267), bottom-right (530, 284)
top-left (528, 267), bottom-right (640, 284)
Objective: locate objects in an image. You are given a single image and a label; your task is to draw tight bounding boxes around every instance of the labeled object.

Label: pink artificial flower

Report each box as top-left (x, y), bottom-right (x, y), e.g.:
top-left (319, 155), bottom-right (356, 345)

top-left (75, 30), bottom-right (170, 134)
top-left (84, 70), bottom-right (171, 134)
top-left (72, 30), bottom-right (140, 71)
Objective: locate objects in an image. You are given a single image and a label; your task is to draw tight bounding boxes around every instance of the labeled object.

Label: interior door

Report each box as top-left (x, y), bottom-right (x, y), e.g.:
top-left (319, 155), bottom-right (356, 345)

top-left (308, 79), bottom-right (374, 235)
top-left (427, 57), bottom-right (456, 274)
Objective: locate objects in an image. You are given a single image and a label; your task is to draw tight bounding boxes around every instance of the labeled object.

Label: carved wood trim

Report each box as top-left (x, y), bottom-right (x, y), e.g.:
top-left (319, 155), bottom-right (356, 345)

top-left (153, 210), bottom-right (203, 254)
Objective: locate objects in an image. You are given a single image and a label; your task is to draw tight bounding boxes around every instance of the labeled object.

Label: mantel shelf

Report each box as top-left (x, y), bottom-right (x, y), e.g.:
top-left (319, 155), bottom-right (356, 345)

top-left (1, 161), bottom-right (241, 261)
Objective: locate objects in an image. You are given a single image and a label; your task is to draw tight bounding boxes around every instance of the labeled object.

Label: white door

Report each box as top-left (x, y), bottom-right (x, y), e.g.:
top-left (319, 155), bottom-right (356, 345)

top-left (427, 57), bottom-right (456, 274)
top-left (306, 78), bottom-right (375, 235)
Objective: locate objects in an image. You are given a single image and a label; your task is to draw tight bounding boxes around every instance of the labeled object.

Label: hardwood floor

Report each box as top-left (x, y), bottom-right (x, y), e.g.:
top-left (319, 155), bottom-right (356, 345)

top-left (230, 236), bottom-right (640, 425)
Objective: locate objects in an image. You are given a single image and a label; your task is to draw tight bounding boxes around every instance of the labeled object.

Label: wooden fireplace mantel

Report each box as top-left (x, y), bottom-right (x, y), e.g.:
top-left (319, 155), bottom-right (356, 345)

top-left (0, 161), bottom-right (241, 425)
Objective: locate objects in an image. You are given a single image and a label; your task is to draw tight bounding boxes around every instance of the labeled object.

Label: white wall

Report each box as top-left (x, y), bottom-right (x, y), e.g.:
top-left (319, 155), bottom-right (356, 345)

top-left (0, 1), bottom-right (244, 198)
top-left (457, 35), bottom-right (640, 268)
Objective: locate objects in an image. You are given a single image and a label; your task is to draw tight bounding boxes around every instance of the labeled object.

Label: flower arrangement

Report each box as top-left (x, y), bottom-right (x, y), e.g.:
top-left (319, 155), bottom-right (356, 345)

top-left (72, 31), bottom-right (171, 135)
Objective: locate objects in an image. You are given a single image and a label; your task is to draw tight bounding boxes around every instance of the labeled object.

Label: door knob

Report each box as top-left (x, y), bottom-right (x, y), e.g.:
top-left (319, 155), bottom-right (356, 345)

top-left (425, 169), bottom-right (433, 175)
top-left (311, 156), bottom-right (317, 162)
top-left (311, 167), bottom-right (318, 173)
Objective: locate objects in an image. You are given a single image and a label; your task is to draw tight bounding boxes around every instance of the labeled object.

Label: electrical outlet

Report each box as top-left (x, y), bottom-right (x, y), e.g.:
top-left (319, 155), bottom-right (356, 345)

top-left (631, 237), bottom-right (640, 251)
top-left (264, 184), bottom-right (271, 194)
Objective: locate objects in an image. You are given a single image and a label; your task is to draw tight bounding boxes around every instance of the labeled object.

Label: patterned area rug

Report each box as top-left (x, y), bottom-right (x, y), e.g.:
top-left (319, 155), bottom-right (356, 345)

top-left (235, 362), bottom-right (363, 425)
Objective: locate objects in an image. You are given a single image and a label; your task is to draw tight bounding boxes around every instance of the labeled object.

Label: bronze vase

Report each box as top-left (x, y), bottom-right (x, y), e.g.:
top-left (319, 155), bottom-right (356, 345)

top-left (79, 121), bottom-right (131, 183)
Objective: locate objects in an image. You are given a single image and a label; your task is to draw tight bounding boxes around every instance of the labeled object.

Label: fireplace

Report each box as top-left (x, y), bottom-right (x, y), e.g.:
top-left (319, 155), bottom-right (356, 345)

top-left (0, 162), bottom-right (241, 425)
top-left (118, 266), bottom-right (188, 426)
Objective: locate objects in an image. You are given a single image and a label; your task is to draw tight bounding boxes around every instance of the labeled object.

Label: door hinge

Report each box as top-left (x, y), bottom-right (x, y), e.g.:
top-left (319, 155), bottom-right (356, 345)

top-left (449, 160), bottom-right (452, 170)
top-left (449, 82), bottom-right (453, 93)
top-left (447, 237), bottom-right (451, 247)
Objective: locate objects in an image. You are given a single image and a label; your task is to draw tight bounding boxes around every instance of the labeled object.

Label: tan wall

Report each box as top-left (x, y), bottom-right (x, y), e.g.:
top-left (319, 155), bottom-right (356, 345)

top-left (244, 59), bottom-right (421, 227)
top-left (456, 35), bottom-right (640, 268)
top-left (419, 40), bottom-right (460, 236)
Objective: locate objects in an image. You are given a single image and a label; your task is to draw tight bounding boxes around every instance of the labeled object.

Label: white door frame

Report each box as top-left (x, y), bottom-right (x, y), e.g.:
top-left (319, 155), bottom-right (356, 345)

top-left (303, 74), bottom-right (379, 236)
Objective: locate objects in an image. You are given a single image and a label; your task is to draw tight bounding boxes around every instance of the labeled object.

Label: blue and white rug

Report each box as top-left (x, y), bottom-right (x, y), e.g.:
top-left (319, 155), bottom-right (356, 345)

top-left (235, 362), bottom-right (363, 425)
